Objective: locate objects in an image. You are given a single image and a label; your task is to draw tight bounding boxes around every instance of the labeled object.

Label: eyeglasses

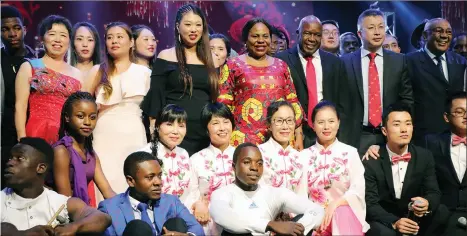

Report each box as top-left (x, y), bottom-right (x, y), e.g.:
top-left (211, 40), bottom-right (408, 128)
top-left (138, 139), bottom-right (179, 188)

top-left (273, 118), bottom-right (295, 126)
top-left (450, 109), bottom-right (466, 117)
top-left (323, 30), bottom-right (339, 37)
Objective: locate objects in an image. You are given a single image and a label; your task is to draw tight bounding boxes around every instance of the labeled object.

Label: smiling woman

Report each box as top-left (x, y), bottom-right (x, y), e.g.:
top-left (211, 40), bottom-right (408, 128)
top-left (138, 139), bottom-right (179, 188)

top-left (217, 17), bottom-right (304, 149)
top-left (14, 15), bottom-right (82, 145)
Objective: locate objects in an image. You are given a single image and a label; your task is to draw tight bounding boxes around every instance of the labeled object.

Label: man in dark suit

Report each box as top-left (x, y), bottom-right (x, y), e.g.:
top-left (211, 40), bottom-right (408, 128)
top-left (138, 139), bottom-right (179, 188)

top-left (364, 103), bottom-right (443, 236)
top-left (98, 152), bottom-right (203, 236)
top-left (406, 18), bottom-right (467, 145)
top-left (275, 15), bottom-right (349, 148)
top-left (341, 9), bottom-right (413, 154)
top-left (425, 91), bottom-right (466, 236)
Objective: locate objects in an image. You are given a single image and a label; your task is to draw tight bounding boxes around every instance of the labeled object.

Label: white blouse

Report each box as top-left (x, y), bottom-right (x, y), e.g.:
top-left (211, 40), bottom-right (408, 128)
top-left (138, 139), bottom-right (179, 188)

top-left (258, 138), bottom-right (307, 196)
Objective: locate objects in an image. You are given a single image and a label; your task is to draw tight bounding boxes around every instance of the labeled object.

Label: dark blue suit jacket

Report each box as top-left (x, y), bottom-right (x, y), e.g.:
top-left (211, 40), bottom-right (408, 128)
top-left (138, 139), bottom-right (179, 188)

top-left (98, 189), bottom-right (204, 236)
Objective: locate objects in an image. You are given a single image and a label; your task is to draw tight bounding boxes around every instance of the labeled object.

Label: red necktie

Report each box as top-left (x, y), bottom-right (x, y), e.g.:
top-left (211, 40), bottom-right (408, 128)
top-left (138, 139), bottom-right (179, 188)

top-left (391, 153), bottom-right (411, 165)
top-left (368, 52), bottom-right (382, 127)
top-left (452, 135), bottom-right (467, 146)
top-left (306, 56), bottom-right (318, 128)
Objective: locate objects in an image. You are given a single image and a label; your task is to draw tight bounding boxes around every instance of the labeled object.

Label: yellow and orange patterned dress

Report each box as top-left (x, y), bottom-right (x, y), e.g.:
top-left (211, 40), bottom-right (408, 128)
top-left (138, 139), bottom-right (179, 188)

top-left (218, 57), bottom-right (303, 146)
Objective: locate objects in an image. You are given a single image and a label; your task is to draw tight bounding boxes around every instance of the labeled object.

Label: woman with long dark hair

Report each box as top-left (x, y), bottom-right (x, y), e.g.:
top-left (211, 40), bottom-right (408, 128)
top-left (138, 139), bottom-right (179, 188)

top-left (51, 92), bottom-right (115, 205)
top-left (70, 22), bottom-right (102, 74)
top-left (83, 22), bottom-right (151, 199)
top-left (142, 3), bottom-right (219, 155)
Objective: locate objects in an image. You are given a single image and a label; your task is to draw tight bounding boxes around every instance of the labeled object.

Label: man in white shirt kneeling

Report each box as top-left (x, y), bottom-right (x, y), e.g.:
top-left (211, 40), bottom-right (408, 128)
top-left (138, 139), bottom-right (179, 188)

top-left (209, 142), bottom-right (325, 236)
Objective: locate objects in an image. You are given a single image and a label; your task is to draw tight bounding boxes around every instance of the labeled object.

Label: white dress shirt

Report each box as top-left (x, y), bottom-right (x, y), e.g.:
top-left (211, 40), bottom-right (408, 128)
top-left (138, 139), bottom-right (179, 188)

top-left (128, 195), bottom-right (155, 228)
top-left (1, 188), bottom-right (70, 230)
top-left (210, 184), bottom-right (324, 236)
top-left (361, 47), bottom-right (384, 126)
top-left (424, 45), bottom-right (449, 81)
top-left (450, 134), bottom-right (467, 182)
top-left (297, 46), bottom-right (323, 102)
top-left (387, 146), bottom-right (409, 199)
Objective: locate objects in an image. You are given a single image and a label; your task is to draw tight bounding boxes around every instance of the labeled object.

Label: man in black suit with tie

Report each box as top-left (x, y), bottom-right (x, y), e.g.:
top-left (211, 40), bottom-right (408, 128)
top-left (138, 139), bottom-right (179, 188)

top-left (364, 103), bottom-right (443, 236)
top-left (406, 18), bottom-right (467, 145)
top-left (425, 91), bottom-right (466, 235)
top-left (340, 9), bottom-right (413, 154)
top-left (275, 15), bottom-right (349, 148)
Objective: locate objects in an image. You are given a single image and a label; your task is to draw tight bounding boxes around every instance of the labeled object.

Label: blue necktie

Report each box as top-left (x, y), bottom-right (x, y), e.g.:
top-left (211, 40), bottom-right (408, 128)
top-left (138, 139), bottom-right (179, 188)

top-left (435, 56), bottom-right (447, 81)
top-left (137, 202), bottom-right (156, 234)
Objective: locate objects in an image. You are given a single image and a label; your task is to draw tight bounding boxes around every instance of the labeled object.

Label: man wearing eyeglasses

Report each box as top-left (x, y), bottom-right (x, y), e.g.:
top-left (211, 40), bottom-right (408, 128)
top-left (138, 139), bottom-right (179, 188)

top-left (320, 20), bottom-right (340, 57)
top-left (424, 91), bottom-right (466, 236)
top-left (341, 8), bottom-right (413, 155)
top-left (406, 18), bottom-right (467, 145)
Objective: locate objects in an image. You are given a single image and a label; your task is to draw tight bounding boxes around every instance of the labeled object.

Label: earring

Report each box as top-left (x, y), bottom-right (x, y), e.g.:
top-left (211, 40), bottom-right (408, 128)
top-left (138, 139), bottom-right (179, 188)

top-left (178, 34), bottom-right (181, 43)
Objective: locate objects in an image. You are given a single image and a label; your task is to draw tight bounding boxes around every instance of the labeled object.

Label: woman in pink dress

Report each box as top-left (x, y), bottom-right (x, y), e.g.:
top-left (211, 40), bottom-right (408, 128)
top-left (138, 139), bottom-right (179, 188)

top-left (15, 15), bottom-right (82, 144)
top-left (299, 101), bottom-right (369, 235)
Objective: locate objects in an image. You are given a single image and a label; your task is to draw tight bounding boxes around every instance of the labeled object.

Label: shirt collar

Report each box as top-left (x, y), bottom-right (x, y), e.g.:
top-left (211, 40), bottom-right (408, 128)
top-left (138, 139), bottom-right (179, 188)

top-left (4, 187), bottom-right (47, 209)
top-left (158, 141), bottom-right (177, 157)
top-left (361, 47), bottom-right (383, 58)
top-left (267, 137), bottom-right (293, 152)
top-left (313, 138), bottom-right (339, 151)
top-left (128, 195), bottom-right (153, 211)
top-left (297, 45), bottom-right (320, 59)
top-left (386, 145), bottom-right (409, 158)
top-left (208, 144), bottom-right (234, 155)
top-left (424, 45), bottom-right (446, 61)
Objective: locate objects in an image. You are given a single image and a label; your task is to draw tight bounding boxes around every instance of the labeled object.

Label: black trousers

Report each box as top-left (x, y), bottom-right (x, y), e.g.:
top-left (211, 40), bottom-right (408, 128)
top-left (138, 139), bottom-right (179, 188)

top-left (358, 129), bottom-right (385, 156)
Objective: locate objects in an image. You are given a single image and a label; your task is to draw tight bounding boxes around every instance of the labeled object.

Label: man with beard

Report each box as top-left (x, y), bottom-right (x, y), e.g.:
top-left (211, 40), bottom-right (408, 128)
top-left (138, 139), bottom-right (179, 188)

top-left (339, 32), bottom-right (359, 56)
top-left (451, 32), bottom-right (467, 59)
top-left (341, 8), bottom-right (413, 155)
top-left (209, 143), bottom-right (324, 236)
top-left (1, 6), bottom-right (36, 188)
top-left (406, 18), bottom-right (467, 144)
top-left (1, 137), bottom-right (111, 235)
top-left (98, 151), bottom-right (203, 236)
top-left (275, 15), bottom-right (350, 148)
top-left (320, 20), bottom-right (340, 56)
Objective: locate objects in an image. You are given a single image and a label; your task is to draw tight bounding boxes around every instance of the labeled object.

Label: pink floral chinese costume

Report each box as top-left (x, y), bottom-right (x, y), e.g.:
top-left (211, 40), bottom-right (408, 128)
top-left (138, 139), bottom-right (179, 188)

top-left (299, 139), bottom-right (369, 235)
top-left (185, 144), bottom-right (236, 235)
top-left (259, 138), bottom-right (307, 196)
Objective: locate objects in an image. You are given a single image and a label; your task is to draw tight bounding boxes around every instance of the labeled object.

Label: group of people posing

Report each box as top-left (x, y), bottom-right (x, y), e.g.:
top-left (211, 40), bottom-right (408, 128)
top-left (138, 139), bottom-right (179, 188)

top-left (1, 2), bottom-right (466, 236)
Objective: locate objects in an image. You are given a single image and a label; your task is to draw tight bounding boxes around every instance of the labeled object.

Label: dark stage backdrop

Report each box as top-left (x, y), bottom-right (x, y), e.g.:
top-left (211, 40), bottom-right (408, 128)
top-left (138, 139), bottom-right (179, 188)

top-left (3, 1), bottom-right (450, 54)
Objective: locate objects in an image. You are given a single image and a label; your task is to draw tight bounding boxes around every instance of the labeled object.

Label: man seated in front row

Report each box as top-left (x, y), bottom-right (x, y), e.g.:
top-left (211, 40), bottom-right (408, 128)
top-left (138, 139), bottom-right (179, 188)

top-left (98, 151), bottom-right (204, 236)
top-left (363, 104), bottom-right (444, 236)
top-left (1, 137), bottom-right (111, 235)
top-left (209, 143), bottom-right (325, 236)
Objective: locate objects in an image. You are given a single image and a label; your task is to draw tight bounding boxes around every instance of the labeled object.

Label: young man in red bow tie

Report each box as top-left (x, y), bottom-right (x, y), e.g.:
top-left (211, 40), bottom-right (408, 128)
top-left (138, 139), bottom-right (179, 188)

top-left (424, 91), bottom-right (466, 236)
top-left (363, 103), bottom-right (444, 236)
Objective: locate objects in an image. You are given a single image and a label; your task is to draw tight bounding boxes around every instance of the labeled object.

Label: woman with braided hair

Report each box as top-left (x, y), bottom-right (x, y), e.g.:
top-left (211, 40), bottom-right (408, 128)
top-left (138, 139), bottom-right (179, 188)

top-left (50, 91), bottom-right (116, 205)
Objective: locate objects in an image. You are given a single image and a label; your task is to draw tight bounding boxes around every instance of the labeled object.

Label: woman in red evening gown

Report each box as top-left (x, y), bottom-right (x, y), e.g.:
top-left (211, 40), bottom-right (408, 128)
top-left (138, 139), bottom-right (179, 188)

top-left (15, 15), bottom-right (82, 144)
top-left (218, 18), bottom-right (304, 148)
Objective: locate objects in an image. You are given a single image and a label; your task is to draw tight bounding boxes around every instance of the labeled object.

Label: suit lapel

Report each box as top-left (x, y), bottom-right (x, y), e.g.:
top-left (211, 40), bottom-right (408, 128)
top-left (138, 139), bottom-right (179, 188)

top-left (441, 132), bottom-right (461, 185)
top-left (351, 49), bottom-right (364, 102)
top-left (446, 52), bottom-right (458, 86)
top-left (401, 145), bottom-right (417, 198)
top-left (289, 47), bottom-right (307, 90)
top-left (119, 191), bottom-right (136, 224)
top-left (153, 195), bottom-right (166, 233)
top-left (420, 51), bottom-right (449, 85)
top-left (380, 147), bottom-right (396, 198)
top-left (319, 50), bottom-right (331, 99)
